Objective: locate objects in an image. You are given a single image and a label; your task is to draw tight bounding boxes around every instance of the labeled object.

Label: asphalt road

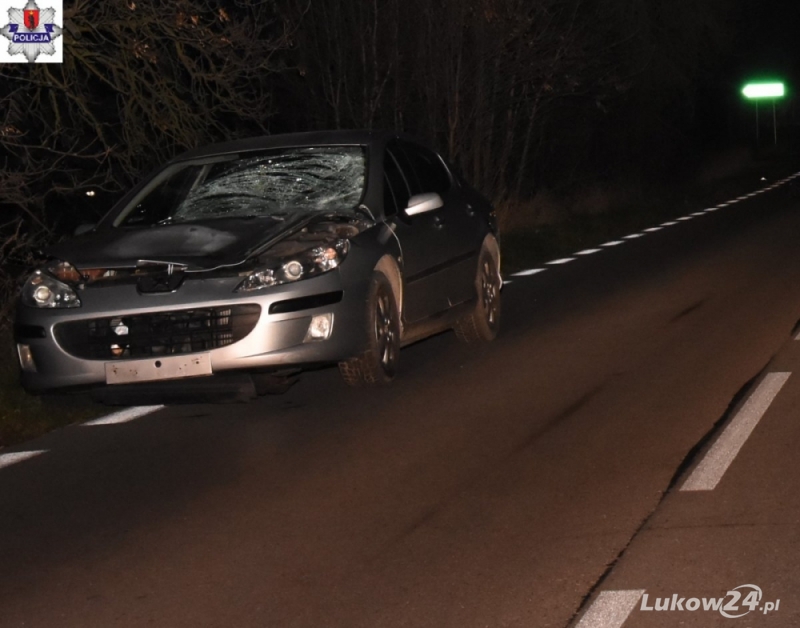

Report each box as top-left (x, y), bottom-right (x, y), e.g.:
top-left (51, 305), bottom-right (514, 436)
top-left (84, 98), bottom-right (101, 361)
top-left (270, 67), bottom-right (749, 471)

top-left (2, 174), bottom-right (800, 628)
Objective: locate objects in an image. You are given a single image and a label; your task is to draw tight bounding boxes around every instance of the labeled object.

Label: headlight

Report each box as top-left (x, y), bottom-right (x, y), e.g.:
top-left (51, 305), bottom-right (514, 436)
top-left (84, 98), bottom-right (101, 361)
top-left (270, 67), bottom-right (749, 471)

top-left (21, 270), bottom-right (81, 308)
top-left (236, 239), bottom-right (350, 293)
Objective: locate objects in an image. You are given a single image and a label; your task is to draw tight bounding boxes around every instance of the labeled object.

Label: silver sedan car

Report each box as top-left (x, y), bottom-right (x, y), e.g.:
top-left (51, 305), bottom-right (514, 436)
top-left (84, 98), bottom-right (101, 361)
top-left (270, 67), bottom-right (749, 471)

top-left (15, 131), bottom-right (501, 401)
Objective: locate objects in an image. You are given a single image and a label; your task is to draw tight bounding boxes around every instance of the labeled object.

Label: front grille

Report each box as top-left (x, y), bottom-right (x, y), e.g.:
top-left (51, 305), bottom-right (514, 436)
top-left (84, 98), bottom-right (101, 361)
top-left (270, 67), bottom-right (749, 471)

top-left (54, 305), bottom-right (261, 360)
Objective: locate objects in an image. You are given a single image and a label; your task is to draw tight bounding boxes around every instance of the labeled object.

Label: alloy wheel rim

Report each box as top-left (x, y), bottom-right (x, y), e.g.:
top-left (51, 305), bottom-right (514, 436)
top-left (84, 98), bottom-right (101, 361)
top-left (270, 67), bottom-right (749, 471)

top-left (375, 291), bottom-right (397, 370)
top-left (480, 259), bottom-right (500, 327)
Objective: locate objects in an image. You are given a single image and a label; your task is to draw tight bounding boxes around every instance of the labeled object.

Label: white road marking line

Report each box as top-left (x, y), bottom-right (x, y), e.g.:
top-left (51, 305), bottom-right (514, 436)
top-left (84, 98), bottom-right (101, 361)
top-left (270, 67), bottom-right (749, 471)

top-left (502, 174), bottom-right (798, 278)
top-left (795, 329), bottom-right (800, 340)
top-left (511, 268), bottom-right (546, 277)
top-left (503, 280), bottom-right (513, 285)
top-left (0, 450), bottom-right (46, 470)
top-left (575, 590), bottom-right (645, 628)
top-left (681, 372), bottom-right (790, 491)
top-left (83, 405), bottom-right (164, 426)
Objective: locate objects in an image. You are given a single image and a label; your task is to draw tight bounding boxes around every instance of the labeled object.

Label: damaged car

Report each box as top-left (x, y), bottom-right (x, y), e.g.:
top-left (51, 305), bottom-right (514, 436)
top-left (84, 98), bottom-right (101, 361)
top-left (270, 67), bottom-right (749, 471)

top-left (14, 130), bottom-right (501, 401)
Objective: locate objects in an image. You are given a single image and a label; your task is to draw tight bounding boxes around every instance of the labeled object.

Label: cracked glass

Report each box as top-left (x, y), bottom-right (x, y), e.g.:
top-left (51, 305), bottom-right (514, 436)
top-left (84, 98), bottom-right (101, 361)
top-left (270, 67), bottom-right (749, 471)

top-left (118, 146), bottom-right (367, 227)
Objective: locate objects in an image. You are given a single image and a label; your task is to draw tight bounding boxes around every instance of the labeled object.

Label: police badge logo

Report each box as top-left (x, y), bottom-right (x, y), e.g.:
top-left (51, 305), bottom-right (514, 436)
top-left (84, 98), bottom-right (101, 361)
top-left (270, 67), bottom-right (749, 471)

top-left (0, 0), bottom-right (62, 63)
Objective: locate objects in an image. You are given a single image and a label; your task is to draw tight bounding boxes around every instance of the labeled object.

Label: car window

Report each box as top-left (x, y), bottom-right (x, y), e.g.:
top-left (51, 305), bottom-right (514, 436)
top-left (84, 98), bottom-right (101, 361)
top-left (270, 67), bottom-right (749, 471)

top-left (387, 142), bottom-right (422, 196)
top-left (396, 141), bottom-right (452, 195)
top-left (120, 165), bottom-right (204, 227)
top-left (115, 146), bottom-right (367, 227)
top-left (384, 149), bottom-right (411, 213)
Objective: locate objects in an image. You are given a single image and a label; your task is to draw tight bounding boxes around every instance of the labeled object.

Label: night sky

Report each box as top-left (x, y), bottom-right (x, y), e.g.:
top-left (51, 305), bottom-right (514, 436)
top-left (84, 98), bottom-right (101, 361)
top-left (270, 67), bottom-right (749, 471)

top-left (733, 2), bottom-right (800, 83)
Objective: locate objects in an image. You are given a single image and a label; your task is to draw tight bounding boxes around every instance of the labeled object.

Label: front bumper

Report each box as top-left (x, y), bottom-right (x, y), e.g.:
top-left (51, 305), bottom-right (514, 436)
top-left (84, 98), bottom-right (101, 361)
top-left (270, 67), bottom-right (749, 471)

top-left (15, 270), bottom-right (368, 392)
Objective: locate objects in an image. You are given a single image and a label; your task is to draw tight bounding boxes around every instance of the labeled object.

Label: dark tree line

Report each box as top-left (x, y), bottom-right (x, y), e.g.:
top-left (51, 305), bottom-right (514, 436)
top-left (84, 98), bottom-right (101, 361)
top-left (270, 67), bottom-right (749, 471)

top-left (0, 0), bottom-right (735, 322)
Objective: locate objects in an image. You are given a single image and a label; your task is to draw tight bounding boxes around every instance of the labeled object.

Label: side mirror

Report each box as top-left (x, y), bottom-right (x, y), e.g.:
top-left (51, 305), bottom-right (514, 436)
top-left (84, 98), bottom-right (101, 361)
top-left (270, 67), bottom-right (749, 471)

top-left (74, 223), bottom-right (95, 236)
top-left (405, 193), bottom-right (444, 217)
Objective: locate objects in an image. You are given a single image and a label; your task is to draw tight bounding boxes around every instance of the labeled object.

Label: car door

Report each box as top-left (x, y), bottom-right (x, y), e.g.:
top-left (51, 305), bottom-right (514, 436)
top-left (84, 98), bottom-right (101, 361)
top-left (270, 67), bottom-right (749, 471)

top-left (383, 145), bottom-right (450, 322)
top-left (394, 141), bottom-right (482, 311)
top-left (384, 141), bottom-right (481, 322)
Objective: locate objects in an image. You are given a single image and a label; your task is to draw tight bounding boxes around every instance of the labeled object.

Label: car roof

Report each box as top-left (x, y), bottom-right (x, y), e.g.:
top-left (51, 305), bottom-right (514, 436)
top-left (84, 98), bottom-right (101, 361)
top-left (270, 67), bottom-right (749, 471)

top-left (174, 129), bottom-right (406, 162)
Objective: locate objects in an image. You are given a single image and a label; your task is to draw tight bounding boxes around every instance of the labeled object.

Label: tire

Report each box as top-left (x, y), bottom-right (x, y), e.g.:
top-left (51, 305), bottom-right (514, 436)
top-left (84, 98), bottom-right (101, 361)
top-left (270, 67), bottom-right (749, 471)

top-left (339, 271), bottom-right (401, 386)
top-left (454, 247), bottom-right (501, 343)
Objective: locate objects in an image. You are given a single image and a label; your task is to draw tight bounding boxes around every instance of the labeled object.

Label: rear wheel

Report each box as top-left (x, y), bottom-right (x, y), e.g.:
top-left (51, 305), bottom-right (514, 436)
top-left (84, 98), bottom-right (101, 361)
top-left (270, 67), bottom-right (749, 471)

top-left (454, 247), bottom-right (501, 343)
top-left (339, 271), bottom-right (400, 386)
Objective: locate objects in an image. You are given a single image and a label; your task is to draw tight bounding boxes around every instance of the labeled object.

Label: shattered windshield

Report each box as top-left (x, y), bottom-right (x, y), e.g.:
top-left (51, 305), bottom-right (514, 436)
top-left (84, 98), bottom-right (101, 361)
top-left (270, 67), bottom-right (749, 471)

top-left (116, 146), bottom-right (367, 227)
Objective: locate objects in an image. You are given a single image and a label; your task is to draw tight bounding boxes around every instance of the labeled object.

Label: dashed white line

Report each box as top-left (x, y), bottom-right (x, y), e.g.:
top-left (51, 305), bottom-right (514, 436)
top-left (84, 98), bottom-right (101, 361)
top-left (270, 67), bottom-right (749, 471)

top-left (681, 372), bottom-right (791, 491)
top-left (511, 268), bottom-right (546, 277)
top-left (575, 590), bottom-right (645, 628)
top-left (505, 172), bottom-right (799, 281)
top-left (0, 450), bottom-right (46, 470)
top-left (83, 405), bottom-right (164, 426)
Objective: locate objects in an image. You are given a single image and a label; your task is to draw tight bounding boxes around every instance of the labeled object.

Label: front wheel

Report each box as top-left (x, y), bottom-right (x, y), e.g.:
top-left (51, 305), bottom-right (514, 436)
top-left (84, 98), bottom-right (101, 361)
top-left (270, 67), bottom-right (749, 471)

top-left (339, 271), bottom-right (401, 386)
top-left (454, 248), bottom-right (501, 343)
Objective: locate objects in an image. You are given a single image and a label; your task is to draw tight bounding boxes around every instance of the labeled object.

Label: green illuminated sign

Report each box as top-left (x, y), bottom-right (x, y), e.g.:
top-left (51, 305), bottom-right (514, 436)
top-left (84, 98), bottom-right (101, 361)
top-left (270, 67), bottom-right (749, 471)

top-left (742, 82), bottom-right (785, 100)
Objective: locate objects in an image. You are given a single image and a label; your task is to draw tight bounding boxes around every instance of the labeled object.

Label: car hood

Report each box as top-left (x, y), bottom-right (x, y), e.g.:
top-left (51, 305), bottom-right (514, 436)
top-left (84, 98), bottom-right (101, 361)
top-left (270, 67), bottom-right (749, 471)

top-left (46, 217), bottom-right (304, 270)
